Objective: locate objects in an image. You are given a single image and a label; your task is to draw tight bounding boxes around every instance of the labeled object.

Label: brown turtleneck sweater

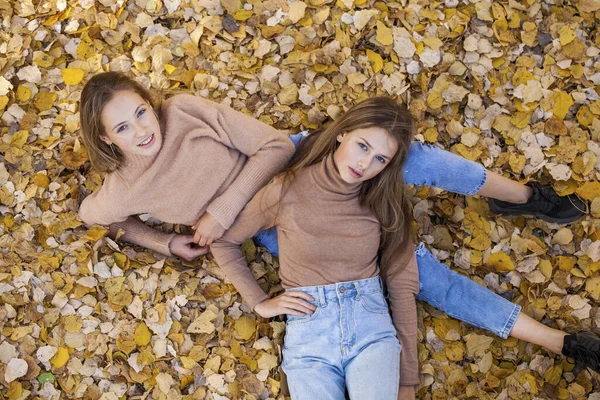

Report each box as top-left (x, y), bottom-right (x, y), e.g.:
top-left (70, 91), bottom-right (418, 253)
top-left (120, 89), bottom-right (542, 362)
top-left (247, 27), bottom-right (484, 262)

top-left (211, 155), bottom-right (420, 386)
top-left (78, 94), bottom-right (295, 255)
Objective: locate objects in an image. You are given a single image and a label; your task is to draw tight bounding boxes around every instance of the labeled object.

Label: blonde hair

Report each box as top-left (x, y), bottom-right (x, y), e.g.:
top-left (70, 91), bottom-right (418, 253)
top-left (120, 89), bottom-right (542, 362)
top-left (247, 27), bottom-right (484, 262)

top-left (281, 97), bottom-right (415, 274)
top-left (79, 72), bottom-right (162, 173)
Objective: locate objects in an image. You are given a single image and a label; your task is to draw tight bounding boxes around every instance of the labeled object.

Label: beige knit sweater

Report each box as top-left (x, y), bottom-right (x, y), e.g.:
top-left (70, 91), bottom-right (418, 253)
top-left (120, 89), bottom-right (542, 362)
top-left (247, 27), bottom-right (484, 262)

top-left (211, 155), bottom-right (420, 386)
top-left (78, 94), bottom-right (295, 255)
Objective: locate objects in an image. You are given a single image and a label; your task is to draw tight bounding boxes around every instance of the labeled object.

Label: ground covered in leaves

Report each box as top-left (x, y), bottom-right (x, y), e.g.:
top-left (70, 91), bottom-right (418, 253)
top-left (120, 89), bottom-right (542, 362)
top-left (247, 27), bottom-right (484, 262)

top-left (1, 0), bottom-right (600, 399)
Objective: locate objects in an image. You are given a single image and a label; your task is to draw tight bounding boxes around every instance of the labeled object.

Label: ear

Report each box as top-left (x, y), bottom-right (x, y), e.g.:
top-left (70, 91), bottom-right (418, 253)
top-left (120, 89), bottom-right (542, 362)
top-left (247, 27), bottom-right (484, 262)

top-left (336, 132), bottom-right (347, 143)
top-left (100, 136), bottom-right (112, 145)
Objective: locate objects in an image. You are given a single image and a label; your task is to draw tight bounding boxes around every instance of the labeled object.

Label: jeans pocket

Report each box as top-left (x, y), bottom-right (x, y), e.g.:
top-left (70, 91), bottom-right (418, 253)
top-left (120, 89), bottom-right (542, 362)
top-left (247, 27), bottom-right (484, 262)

top-left (358, 292), bottom-right (389, 314)
top-left (286, 307), bottom-right (321, 325)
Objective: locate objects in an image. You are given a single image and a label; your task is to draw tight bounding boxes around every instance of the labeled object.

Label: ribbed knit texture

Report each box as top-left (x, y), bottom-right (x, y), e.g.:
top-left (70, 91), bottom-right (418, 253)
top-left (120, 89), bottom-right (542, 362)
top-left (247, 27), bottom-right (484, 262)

top-left (211, 154), bottom-right (420, 386)
top-left (79, 94), bottom-right (295, 255)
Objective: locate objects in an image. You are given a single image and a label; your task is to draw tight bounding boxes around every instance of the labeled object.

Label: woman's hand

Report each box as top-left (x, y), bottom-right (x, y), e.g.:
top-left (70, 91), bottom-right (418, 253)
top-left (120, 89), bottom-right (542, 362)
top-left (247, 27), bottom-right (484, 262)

top-left (193, 213), bottom-right (226, 246)
top-left (398, 385), bottom-right (416, 400)
top-left (169, 234), bottom-right (209, 261)
top-left (254, 291), bottom-right (317, 319)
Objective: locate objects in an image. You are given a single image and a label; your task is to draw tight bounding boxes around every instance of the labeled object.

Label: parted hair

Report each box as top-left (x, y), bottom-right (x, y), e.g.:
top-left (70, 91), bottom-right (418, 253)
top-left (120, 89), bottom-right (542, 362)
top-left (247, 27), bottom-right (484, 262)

top-left (281, 97), bottom-right (415, 274)
top-left (79, 72), bottom-right (162, 172)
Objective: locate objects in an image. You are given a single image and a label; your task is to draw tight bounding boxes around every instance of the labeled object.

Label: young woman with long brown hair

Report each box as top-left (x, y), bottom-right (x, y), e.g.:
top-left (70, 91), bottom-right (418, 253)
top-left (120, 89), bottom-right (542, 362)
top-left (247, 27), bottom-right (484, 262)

top-left (212, 97), bottom-right (419, 398)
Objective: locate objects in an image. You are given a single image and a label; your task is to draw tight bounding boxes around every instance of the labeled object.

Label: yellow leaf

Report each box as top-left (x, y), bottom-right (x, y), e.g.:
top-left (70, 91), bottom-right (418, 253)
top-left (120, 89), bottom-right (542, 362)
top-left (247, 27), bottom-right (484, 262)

top-left (233, 9), bottom-right (253, 21)
top-left (423, 37), bottom-right (444, 50)
top-left (445, 341), bottom-right (465, 361)
top-left (134, 322), bottom-right (152, 346)
top-left (0, 96), bottom-right (8, 111)
top-left (34, 53), bottom-right (55, 68)
top-left (468, 234), bottom-right (491, 251)
top-left (234, 315), bottom-right (257, 340)
top-left (423, 127), bottom-right (438, 143)
top-left (510, 111), bottom-right (531, 128)
top-left (508, 153), bottom-right (526, 173)
top-left (34, 91), bottom-right (58, 111)
top-left (375, 21), bottom-right (393, 46)
top-left (366, 49), bottom-right (383, 74)
top-left (10, 131), bottom-right (28, 149)
top-left (558, 25), bottom-right (576, 46)
top-left (576, 105), bottom-right (594, 127)
top-left (552, 91), bottom-right (574, 120)
top-left (576, 181), bottom-right (600, 201)
top-left (485, 251), bottom-right (515, 272)
top-left (544, 365), bottom-right (562, 385)
top-left (540, 259), bottom-right (553, 279)
top-left (50, 347), bottom-right (69, 369)
top-left (61, 68), bottom-right (85, 85)
top-left (63, 315), bottom-right (82, 333)
top-left (16, 85), bottom-right (31, 102)
top-left (164, 64), bottom-right (176, 75)
top-left (278, 83), bottom-right (298, 106)
top-left (84, 225), bottom-right (108, 242)
top-left (180, 356), bottom-right (198, 369)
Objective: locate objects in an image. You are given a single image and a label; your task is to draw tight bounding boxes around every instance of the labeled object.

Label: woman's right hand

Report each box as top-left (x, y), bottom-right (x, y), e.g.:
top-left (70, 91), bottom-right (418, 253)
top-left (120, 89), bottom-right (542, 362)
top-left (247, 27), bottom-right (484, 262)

top-left (169, 234), bottom-right (209, 261)
top-left (254, 291), bottom-right (317, 318)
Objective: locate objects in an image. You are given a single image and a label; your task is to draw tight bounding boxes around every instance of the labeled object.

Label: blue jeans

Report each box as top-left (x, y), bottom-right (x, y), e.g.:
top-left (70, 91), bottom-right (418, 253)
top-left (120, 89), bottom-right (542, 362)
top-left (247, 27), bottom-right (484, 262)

top-left (282, 277), bottom-right (400, 400)
top-left (254, 134), bottom-right (521, 339)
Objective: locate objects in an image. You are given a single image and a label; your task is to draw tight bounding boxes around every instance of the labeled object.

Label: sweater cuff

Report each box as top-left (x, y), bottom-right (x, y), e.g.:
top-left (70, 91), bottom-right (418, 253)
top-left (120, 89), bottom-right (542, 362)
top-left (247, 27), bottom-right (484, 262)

top-left (207, 162), bottom-right (269, 229)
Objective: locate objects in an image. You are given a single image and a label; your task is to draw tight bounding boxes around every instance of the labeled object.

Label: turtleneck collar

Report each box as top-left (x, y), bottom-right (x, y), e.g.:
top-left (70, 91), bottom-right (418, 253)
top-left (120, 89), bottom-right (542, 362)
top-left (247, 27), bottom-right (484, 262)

top-left (311, 153), bottom-right (362, 195)
top-left (122, 152), bottom-right (159, 169)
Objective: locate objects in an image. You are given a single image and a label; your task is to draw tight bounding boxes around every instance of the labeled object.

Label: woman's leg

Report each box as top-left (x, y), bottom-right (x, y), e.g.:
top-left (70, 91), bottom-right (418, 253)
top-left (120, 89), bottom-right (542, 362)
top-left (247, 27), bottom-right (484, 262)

top-left (404, 142), bottom-right (585, 222)
top-left (415, 243), bottom-right (600, 371)
top-left (414, 243), bottom-right (520, 339)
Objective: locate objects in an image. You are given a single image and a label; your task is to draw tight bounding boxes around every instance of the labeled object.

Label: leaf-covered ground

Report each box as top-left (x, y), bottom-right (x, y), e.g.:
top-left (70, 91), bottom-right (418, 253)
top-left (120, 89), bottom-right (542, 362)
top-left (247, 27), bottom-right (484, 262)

top-left (1, 0), bottom-right (600, 399)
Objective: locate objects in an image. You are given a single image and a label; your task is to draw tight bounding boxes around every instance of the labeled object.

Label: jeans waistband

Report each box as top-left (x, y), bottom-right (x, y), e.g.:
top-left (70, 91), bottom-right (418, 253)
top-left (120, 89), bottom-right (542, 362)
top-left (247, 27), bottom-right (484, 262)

top-left (286, 276), bottom-right (383, 307)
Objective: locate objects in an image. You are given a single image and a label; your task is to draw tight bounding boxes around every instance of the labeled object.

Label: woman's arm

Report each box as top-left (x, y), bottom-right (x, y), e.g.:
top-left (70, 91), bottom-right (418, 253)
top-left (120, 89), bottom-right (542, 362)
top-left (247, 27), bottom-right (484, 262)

top-left (172, 95), bottom-right (295, 230)
top-left (80, 188), bottom-right (206, 260)
top-left (381, 242), bottom-right (421, 387)
top-left (210, 179), bottom-right (283, 309)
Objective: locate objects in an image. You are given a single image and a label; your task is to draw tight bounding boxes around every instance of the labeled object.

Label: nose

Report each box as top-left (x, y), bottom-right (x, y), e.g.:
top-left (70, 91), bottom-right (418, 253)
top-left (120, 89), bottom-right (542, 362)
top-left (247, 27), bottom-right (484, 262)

top-left (357, 155), bottom-right (370, 170)
top-left (133, 122), bottom-right (146, 137)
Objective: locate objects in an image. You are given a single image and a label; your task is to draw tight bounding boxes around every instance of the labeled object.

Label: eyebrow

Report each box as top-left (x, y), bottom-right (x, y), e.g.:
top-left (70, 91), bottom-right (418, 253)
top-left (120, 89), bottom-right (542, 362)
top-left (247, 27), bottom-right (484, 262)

top-left (360, 137), bottom-right (391, 160)
top-left (112, 104), bottom-right (144, 132)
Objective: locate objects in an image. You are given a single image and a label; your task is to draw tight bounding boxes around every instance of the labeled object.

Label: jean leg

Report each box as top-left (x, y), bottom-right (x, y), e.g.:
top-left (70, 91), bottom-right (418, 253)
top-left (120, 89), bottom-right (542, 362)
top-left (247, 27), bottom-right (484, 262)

top-left (253, 227), bottom-right (279, 256)
top-left (345, 339), bottom-right (400, 400)
top-left (414, 243), bottom-right (521, 338)
top-left (288, 131), bottom-right (308, 149)
top-left (404, 142), bottom-right (488, 195)
top-left (285, 364), bottom-right (346, 400)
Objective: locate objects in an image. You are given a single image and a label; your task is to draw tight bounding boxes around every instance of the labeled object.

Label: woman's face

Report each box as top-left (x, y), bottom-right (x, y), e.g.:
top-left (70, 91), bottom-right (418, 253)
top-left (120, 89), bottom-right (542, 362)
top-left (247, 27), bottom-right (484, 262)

top-left (100, 90), bottom-right (162, 157)
top-left (334, 127), bottom-right (398, 184)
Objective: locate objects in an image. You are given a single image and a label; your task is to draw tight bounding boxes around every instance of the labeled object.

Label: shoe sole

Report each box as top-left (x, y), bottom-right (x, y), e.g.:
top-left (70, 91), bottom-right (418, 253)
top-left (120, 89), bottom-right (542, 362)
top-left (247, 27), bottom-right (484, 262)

top-left (489, 203), bottom-right (584, 224)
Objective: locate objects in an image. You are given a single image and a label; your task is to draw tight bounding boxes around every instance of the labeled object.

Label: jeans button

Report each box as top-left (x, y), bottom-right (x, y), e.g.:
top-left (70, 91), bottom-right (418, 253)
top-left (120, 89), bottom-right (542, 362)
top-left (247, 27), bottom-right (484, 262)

top-left (339, 287), bottom-right (346, 293)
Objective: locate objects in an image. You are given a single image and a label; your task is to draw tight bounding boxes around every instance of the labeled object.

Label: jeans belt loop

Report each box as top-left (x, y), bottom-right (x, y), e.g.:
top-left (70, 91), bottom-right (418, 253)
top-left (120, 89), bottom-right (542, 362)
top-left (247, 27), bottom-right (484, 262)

top-left (353, 281), bottom-right (361, 301)
top-left (318, 286), bottom-right (327, 307)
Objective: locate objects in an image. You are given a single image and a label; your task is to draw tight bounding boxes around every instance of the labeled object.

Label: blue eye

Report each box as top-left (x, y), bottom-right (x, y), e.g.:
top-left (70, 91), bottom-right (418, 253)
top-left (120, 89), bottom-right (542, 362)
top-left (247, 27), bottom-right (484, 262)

top-left (137, 109), bottom-right (146, 118)
top-left (117, 125), bottom-right (127, 133)
top-left (359, 143), bottom-right (367, 151)
top-left (376, 156), bottom-right (386, 164)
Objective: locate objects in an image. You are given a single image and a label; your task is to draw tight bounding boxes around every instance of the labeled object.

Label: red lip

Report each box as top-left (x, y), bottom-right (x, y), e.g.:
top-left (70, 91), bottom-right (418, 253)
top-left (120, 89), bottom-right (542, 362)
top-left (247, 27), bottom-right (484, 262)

top-left (349, 167), bottom-right (362, 178)
top-left (138, 134), bottom-right (154, 147)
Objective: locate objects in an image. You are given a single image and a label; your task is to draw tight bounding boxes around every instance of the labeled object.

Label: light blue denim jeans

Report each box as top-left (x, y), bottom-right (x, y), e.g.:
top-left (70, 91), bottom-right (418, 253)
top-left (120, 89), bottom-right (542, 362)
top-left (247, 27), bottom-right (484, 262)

top-left (254, 133), bottom-right (521, 339)
top-left (282, 276), bottom-right (400, 400)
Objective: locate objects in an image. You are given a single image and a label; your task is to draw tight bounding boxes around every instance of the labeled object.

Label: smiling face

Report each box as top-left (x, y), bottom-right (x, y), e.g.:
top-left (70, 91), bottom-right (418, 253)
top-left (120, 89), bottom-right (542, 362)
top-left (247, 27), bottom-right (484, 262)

top-left (100, 90), bottom-right (162, 157)
top-left (333, 127), bottom-right (399, 184)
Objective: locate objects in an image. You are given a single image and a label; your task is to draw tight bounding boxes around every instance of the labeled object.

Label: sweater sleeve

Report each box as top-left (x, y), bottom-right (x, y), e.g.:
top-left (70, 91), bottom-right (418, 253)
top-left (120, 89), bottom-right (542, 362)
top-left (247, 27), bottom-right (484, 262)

top-left (381, 241), bottom-right (421, 387)
top-left (79, 183), bottom-right (175, 256)
top-left (171, 95), bottom-right (295, 229)
top-left (210, 179), bottom-right (282, 309)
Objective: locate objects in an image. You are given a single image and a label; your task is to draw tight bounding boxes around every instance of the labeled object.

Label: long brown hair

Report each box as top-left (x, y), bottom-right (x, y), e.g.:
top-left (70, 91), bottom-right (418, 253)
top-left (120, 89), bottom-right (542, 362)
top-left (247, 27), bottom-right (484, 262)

top-left (282, 97), bottom-right (415, 274)
top-left (79, 72), bottom-right (162, 172)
